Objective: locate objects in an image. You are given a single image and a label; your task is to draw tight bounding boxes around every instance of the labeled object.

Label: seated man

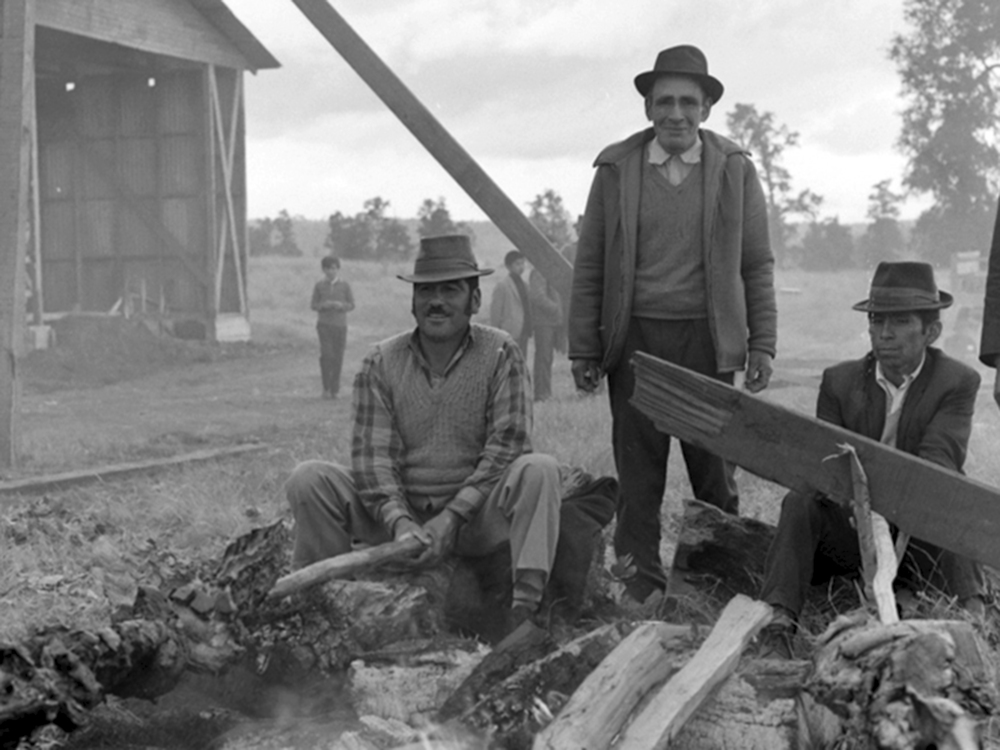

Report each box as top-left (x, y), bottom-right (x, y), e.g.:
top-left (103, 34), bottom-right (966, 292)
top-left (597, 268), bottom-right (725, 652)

top-left (286, 234), bottom-right (561, 631)
top-left (760, 261), bottom-right (985, 651)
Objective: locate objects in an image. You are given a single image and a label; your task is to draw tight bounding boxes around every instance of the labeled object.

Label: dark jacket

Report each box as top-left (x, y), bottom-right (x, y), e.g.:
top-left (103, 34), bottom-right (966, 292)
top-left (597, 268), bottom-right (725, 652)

top-left (568, 127), bottom-right (776, 374)
top-left (979, 198), bottom-right (1000, 366)
top-left (817, 347), bottom-right (980, 473)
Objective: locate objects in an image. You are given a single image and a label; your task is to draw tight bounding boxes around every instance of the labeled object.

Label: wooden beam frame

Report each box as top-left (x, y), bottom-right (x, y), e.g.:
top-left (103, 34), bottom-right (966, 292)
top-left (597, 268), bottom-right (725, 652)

top-left (0, 0), bottom-right (35, 469)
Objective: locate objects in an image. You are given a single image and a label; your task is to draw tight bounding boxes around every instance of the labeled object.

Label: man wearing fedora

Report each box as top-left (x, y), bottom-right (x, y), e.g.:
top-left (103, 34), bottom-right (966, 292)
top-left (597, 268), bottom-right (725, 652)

top-left (759, 262), bottom-right (985, 655)
top-left (284, 234), bottom-right (562, 631)
top-left (568, 44), bottom-right (776, 603)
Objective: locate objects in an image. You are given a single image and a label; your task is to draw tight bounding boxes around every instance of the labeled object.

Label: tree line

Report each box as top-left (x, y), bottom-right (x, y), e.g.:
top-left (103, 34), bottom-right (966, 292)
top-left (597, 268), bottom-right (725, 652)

top-left (251, 0), bottom-right (1000, 272)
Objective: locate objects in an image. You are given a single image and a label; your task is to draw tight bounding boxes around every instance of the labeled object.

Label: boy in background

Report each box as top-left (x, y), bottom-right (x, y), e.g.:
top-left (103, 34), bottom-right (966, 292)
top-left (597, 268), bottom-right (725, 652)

top-left (311, 256), bottom-right (355, 399)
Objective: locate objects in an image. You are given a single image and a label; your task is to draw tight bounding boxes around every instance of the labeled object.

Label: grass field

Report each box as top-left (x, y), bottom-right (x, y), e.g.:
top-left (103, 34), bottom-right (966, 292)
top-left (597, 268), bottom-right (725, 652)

top-left (3, 254), bottom-right (999, 647)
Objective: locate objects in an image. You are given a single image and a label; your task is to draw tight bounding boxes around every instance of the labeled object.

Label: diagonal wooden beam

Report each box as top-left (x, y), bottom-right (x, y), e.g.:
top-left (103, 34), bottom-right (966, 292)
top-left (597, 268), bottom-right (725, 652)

top-left (630, 351), bottom-right (1000, 570)
top-left (289, 0), bottom-right (572, 298)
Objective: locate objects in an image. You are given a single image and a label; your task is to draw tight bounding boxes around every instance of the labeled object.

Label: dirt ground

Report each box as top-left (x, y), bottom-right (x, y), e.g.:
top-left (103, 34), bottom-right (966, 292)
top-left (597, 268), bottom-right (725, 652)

top-left (12, 315), bottom-right (344, 478)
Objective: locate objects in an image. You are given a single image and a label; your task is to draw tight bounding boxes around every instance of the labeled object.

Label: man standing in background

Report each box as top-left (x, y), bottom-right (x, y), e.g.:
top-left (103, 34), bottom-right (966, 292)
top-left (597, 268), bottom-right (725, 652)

top-left (311, 255), bottom-right (355, 399)
top-left (568, 45), bottom-right (777, 604)
top-left (528, 264), bottom-right (562, 401)
top-left (490, 250), bottom-right (533, 354)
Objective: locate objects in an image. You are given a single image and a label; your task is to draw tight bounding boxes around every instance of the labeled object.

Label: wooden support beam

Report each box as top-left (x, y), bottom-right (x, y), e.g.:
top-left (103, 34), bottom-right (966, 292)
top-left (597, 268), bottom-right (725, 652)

top-left (533, 622), bottom-right (694, 750)
top-left (0, 0), bottom-right (34, 470)
top-left (629, 352), bottom-right (1000, 570)
top-left (615, 595), bottom-right (772, 750)
top-left (289, 0), bottom-right (572, 299)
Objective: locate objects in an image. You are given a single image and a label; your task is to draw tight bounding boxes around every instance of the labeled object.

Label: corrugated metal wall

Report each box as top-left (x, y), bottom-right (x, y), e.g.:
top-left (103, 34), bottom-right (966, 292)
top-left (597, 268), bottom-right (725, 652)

top-left (36, 69), bottom-right (209, 317)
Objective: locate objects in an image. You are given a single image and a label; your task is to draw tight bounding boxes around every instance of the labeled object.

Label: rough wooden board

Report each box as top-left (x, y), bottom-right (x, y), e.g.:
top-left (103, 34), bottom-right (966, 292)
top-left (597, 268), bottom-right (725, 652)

top-left (616, 595), bottom-right (773, 749)
top-left (533, 622), bottom-right (694, 750)
top-left (0, 443), bottom-right (268, 500)
top-left (630, 351), bottom-right (1000, 569)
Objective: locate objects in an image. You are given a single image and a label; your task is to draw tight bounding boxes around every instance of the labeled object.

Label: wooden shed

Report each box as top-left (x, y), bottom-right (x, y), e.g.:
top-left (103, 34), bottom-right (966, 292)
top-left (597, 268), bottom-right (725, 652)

top-left (27, 0), bottom-right (279, 341)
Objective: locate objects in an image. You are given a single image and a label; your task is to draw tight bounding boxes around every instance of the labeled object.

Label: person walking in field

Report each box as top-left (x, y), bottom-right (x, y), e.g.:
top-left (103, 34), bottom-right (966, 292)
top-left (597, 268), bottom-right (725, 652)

top-left (759, 262), bottom-right (985, 658)
top-left (528, 265), bottom-right (562, 401)
top-left (311, 255), bottom-right (355, 399)
top-left (286, 234), bottom-right (562, 635)
top-left (568, 44), bottom-right (777, 604)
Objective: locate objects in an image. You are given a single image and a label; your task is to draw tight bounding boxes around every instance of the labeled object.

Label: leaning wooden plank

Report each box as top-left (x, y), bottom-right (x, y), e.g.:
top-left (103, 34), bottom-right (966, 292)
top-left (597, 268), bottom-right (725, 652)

top-left (629, 352), bottom-right (1000, 570)
top-left (0, 444), bottom-right (268, 500)
top-left (616, 595), bottom-right (772, 750)
top-left (533, 622), bottom-right (694, 750)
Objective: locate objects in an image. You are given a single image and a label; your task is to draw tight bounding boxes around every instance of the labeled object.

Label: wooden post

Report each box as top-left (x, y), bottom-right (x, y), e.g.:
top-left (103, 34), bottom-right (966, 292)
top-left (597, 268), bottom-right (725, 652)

top-left (289, 0), bottom-right (572, 298)
top-left (0, 0), bottom-right (34, 470)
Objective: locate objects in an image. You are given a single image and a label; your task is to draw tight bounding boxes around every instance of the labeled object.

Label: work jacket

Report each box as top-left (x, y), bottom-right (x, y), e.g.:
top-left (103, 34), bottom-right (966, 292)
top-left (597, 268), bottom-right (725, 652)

top-left (568, 127), bottom-right (776, 374)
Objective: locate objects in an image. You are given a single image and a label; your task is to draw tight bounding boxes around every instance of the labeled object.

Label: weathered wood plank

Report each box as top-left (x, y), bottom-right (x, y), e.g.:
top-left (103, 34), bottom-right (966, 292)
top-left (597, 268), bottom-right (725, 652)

top-left (616, 595), bottom-right (772, 749)
top-left (289, 0), bottom-right (572, 299)
top-left (0, 444), bottom-right (267, 500)
top-left (0, 0), bottom-right (34, 470)
top-left (533, 622), bottom-right (694, 750)
top-left (630, 351), bottom-right (1000, 569)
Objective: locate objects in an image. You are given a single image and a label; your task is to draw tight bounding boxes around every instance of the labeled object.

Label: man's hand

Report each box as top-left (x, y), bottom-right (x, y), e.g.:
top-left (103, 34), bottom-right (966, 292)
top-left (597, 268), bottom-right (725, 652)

top-left (392, 512), bottom-right (461, 566)
top-left (994, 366), bottom-right (1000, 409)
top-left (744, 351), bottom-right (773, 394)
top-left (572, 359), bottom-right (603, 393)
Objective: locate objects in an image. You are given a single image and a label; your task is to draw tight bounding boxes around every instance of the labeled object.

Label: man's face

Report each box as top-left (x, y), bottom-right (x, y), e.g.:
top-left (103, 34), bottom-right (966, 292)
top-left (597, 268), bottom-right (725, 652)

top-left (868, 311), bottom-right (941, 379)
top-left (509, 258), bottom-right (525, 276)
top-left (412, 279), bottom-right (480, 344)
top-left (323, 265), bottom-right (338, 281)
top-left (645, 76), bottom-right (711, 155)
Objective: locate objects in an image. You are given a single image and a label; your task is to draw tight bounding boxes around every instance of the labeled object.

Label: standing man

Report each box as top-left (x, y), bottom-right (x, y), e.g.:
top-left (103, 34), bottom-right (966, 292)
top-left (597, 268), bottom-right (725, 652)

top-left (287, 235), bottom-right (561, 632)
top-left (568, 45), bottom-right (777, 603)
top-left (528, 265), bottom-right (562, 401)
top-left (490, 250), bottom-right (533, 354)
top-left (979, 197), bottom-right (1000, 407)
top-left (760, 262), bottom-right (984, 655)
top-left (311, 255), bottom-right (355, 399)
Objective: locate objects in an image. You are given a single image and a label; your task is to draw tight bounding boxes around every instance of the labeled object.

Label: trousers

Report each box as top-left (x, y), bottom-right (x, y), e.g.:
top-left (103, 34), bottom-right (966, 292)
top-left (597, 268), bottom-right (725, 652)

top-left (285, 454), bottom-right (563, 583)
top-left (317, 323), bottom-right (347, 395)
top-left (760, 489), bottom-right (984, 617)
top-left (608, 317), bottom-right (738, 599)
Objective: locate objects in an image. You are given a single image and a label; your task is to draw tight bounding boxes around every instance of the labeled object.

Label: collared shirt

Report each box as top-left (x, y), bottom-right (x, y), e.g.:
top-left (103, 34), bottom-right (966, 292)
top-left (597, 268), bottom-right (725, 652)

top-left (352, 325), bottom-right (531, 529)
top-left (875, 354), bottom-right (926, 447)
top-left (648, 135), bottom-right (703, 186)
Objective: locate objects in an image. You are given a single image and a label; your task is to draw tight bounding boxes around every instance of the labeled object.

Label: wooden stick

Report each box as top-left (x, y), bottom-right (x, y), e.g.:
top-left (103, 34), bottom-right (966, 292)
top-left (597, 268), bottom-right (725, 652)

top-left (533, 622), bottom-right (693, 750)
top-left (267, 536), bottom-right (424, 600)
top-left (615, 595), bottom-right (772, 750)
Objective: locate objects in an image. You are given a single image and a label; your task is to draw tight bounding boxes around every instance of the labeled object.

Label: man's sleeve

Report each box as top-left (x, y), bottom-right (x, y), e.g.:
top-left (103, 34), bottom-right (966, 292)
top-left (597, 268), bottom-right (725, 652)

top-left (915, 366), bottom-right (980, 472)
top-left (489, 284), bottom-right (504, 329)
top-left (568, 169), bottom-right (608, 361)
top-left (980, 198), bottom-right (1000, 367)
top-left (448, 339), bottom-right (532, 521)
top-left (352, 350), bottom-right (411, 532)
top-left (815, 369), bottom-right (845, 427)
top-left (343, 281), bottom-right (356, 312)
top-left (310, 282), bottom-right (321, 312)
top-left (740, 158), bottom-right (778, 357)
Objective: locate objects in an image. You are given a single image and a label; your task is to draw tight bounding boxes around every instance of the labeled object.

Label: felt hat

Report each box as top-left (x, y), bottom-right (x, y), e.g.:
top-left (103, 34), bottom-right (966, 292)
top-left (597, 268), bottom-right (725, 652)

top-left (634, 45), bottom-right (724, 102)
top-left (397, 234), bottom-right (493, 283)
top-left (851, 261), bottom-right (953, 313)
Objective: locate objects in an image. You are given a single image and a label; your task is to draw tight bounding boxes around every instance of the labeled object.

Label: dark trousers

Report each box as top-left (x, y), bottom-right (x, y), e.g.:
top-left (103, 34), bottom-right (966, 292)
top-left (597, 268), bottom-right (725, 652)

top-left (317, 323), bottom-right (347, 396)
top-left (533, 325), bottom-right (557, 401)
top-left (608, 317), bottom-right (738, 598)
top-left (760, 489), bottom-right (984, 617)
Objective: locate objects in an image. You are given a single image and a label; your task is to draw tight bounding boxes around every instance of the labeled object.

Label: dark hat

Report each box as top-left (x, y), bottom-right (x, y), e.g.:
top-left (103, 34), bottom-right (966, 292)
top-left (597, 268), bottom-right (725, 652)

top-left (851, 261), bottom-right (953, 313)
top-left (634, 45), bottom-right (724, 102)
top-left (397, 234), bottom-right (493, 284)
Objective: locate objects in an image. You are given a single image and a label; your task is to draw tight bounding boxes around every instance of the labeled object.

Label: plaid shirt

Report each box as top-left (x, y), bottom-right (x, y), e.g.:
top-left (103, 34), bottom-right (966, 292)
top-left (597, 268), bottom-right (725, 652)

top-left (352, 324), bottom-right (532, 531)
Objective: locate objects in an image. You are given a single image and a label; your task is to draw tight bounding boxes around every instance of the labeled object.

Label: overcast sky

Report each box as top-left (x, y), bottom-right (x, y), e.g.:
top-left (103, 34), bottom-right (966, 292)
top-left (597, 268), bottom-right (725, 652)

top-left (231, 0), bottom-right (924, 226)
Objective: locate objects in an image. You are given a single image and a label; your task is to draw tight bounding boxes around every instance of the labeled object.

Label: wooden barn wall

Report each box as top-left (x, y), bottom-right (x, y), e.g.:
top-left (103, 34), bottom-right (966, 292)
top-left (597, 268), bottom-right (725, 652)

top-left (37, 69), bottom-right (210, 317)
top-left (35, 0), bottom-right (247, 71)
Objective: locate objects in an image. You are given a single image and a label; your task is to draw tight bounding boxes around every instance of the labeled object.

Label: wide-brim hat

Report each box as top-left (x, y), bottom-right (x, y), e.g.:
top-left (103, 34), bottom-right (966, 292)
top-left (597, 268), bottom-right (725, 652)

top-left (851, 261), bottom-right (953, 313)
top-left (634, 45), bottom-right (724, 103)
top-left (397, 233), bottom-right (494, 284)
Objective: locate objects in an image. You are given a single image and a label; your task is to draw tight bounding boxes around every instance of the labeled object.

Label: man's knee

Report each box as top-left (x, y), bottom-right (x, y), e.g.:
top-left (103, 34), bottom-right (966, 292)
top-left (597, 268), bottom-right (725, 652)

top-left (285, 460), bottom-right (350, 510)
